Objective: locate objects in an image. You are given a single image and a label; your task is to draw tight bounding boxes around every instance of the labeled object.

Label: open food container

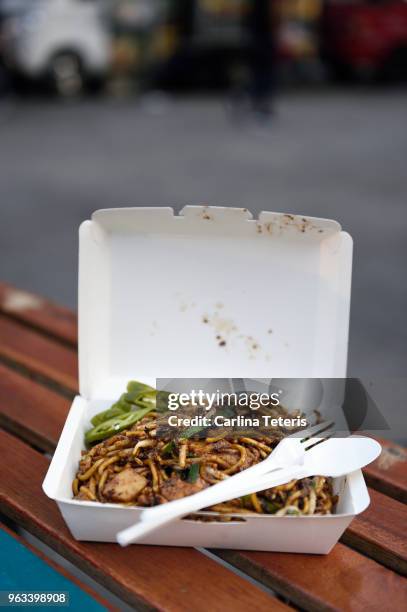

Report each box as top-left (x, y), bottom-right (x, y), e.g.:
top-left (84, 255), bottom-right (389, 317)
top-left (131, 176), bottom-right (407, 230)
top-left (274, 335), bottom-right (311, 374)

top-left (43, 206), bottom-right (370, 553)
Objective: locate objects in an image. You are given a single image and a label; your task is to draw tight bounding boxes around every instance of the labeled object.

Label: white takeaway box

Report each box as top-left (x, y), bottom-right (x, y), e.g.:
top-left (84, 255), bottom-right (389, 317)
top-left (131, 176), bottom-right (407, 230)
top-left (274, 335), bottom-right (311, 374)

top-left (43, 205), bottom-right (370, 553)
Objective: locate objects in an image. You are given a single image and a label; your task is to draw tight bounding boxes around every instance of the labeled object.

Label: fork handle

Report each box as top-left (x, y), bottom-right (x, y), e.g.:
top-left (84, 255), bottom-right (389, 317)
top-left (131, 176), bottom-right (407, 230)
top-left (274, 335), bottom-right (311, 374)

top-left (117, 464), bottom-right (306, 546)
top-left (143, 463), bottom-right (306, 521)
top-left (140, 458), bottom-right (286, 523)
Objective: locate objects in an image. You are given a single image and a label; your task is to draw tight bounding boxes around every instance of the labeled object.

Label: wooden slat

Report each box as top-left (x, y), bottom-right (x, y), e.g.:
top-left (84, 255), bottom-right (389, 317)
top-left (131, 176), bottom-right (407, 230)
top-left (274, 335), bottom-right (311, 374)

top-left (216, 545), bottom-right (407, 612)
top-left (0, 524), bottom-right (114, 611)
top-left (342, 488), bottom-right (407, 576)
top-left (363, 438), bottom-right (407, 504)
top-left (0, 364), bottom-right (69, 453)
top-left (0, 315), bottom-right (77, 393)
top-left (0, 283), bottom-right (77, 345)
top-left (0, 365), bottom-right (405, 579)
top-left (0, 430), bottom-right (286, 612)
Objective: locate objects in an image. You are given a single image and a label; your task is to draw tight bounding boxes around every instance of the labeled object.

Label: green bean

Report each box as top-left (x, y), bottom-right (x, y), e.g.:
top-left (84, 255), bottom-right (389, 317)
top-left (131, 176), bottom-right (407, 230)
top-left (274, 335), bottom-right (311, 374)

top-left (90, 396), bottom-right (131, 426)
top-left (187, 462), bottom-right (200, 483)
top-left (85, 405), bottom-right (154, 445)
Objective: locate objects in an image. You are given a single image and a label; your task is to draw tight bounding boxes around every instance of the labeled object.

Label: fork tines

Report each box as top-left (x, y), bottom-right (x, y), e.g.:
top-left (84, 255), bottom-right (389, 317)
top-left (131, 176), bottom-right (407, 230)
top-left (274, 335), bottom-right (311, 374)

top-left (294, 420), bottom-right (335, 447)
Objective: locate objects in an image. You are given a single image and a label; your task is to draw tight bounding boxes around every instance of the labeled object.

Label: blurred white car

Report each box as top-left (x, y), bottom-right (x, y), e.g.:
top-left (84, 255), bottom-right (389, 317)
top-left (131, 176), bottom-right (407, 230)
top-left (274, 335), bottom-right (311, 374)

top-left (2, 0), bottom-right (111, 95)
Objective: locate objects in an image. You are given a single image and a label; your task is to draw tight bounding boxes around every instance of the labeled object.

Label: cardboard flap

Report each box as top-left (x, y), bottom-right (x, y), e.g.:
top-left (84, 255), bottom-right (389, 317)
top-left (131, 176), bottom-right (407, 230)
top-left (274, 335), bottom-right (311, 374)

top-left (79, 207), bottom-right (352, 399)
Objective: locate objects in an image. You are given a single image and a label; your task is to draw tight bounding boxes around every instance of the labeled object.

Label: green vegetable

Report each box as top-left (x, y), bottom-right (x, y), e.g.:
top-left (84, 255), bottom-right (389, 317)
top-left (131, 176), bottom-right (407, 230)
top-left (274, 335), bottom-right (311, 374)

top-left (126, 382), bottom-right (170, 413)
top-left (187, 463), bottom-right (200, 483)
top-left (240, 494), bottom-right (252, 506)
top-left (162, 441), bottom-right (175, 456)
top-left (90, 395), bottom-right (131, 426)
top-left (126, 381), bottom-right (155, 401)
top-left (179, 425), bottom-right (207, 439)
top-left (86, 380), bottom-right (177, 445)
top-left (155, 390), bottom-right (172, 413)
top-left (89, 379), bottom-right (167, 428)
top-left (216, 406), bottom-right (235, 418)
top-left (263, 500), bottom-right (279, 514)
top-left (286, 508), bottom-right (300, 516)
top-left (85, 405), bottom-right (154, 444)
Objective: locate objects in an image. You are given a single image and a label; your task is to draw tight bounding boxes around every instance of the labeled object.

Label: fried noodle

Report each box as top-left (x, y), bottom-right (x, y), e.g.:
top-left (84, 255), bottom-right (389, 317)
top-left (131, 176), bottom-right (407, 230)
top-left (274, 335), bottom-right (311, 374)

top-left (73, 414), bottom-right (337, 516)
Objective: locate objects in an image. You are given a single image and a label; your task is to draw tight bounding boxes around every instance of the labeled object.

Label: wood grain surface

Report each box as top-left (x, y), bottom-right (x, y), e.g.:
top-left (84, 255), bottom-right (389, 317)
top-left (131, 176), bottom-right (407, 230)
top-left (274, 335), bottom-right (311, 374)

top-left (0, 429), bottom-right (286, 612)
top-left (0, 315), bottom-right (78, 393)
top-left (364, 437), bottom-right (407, 504)
top-left (0, 364), bottom-right (70, 453)
top-left (216, 545), bottom-right (407, 612)
top-left (0, 283), bottom-right (77, 346)
top-left (342, 488), bottom-right (407, 575)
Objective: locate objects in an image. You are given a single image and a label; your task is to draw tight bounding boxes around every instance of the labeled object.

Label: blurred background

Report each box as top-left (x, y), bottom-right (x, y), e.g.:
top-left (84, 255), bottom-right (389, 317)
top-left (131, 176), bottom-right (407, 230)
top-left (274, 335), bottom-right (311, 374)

top-left (0, 0), bottom-right (406, 377)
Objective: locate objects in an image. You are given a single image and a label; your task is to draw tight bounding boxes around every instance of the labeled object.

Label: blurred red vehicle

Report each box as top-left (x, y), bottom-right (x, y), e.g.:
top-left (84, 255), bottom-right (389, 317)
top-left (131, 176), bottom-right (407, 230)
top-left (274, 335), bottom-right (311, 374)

top-left (322, 0), bottom-right (407, 80)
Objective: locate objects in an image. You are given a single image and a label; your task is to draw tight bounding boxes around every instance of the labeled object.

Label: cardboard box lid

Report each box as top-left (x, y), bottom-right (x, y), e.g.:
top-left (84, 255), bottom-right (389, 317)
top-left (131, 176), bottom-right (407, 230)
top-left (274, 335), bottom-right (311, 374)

top-left (78, 206), bottom-right (352, 400)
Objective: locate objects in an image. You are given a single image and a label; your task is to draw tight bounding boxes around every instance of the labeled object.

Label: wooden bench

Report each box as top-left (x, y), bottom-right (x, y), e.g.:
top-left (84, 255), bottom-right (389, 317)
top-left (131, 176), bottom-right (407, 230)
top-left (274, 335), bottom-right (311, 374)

top-left (0, 282), bottom-right (406, 611)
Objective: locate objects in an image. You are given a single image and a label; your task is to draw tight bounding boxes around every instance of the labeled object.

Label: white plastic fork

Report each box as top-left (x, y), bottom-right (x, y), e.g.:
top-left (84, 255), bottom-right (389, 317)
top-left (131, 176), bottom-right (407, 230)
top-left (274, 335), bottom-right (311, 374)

top-left (117, 420), bottom-right (334, 546)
